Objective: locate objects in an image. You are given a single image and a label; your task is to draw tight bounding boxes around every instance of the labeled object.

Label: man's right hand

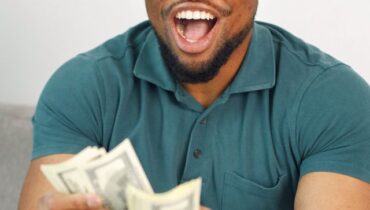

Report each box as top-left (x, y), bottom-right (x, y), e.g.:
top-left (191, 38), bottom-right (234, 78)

top-left (37, 192), bottom-right (209, 210)
top-left (19, 154), bottom-right (80, 210)
top-left (19, 154), bottom-right (210, 210)
top-left (37, 192), bottom-right (106, 210)
top-left (19, 154), bottom-right (108, 210)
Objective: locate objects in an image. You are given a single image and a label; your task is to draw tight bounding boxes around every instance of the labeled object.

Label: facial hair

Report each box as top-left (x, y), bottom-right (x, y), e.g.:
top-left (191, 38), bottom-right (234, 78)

top-left (155, 24), bottom-right (253, 84)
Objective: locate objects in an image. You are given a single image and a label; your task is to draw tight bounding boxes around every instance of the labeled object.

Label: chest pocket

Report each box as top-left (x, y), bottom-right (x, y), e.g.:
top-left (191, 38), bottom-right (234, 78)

top-left (221, 172), bottom-right (292, 210)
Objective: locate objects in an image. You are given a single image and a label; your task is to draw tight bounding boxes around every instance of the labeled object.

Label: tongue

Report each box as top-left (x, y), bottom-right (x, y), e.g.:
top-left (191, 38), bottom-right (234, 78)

top-left (184, 20), bottom-right (210, 41)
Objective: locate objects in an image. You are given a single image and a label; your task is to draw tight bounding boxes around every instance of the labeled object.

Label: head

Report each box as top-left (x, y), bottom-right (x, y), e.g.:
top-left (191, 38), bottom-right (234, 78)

top-left (145, 0), bottom-right (258, 83)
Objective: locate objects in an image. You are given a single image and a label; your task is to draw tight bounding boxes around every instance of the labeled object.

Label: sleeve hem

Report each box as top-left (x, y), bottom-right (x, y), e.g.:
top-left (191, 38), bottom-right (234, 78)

top-left (32, 144), bottom-right (94, 160)
top-left (300, 160), bottom-right (370, 184)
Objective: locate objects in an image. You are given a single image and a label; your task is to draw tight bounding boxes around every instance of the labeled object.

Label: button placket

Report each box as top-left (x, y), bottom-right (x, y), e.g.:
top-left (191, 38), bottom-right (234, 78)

top-left (181, 109), bottom-right (215, 183)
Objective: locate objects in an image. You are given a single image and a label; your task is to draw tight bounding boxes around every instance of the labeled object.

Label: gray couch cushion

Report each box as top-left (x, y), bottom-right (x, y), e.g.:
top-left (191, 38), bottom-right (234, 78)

top-left (0, 103), bottom-right (34, 209)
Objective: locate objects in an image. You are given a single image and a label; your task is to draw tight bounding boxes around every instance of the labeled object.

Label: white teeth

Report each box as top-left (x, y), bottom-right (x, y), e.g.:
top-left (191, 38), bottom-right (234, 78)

top-left (175, 10), bottom-right (216, 20)
top-left (186, 11), bottom-right (192, 19)
top-left (193, 11), bottom-right (201, 20)
top-left (201, 11), bottom-right (207, 19)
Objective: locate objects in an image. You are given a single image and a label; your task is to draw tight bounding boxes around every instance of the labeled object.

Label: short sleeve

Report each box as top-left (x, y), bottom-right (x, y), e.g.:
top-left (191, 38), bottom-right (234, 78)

top-left (32, 54), bottom-right (104, 159)
top-left (296, 64), bottom-right (370, 183)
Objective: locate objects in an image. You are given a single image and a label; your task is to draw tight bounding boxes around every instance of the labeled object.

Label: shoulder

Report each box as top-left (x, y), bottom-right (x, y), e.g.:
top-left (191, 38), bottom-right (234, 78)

top-left (259, 23), bottom-right (370, 182)
top-left (37, 21), bottom-right (155, 127)
top-left (260, 22), bottom-right (370, 123)
top-left (257, 21), bottom-right (369, 117)
top-left (256, 21), bottom-right (351, 92)
top-left (53, 21), bottom-right (153, 79)
top-left (43, 21), bottom-right (153, 100)
top-left (81, 21), bottom-right (152, 62)
top-left (33, 22), bottom-right (155, 158)
top-left (257, 21), bottom-right (341, 70)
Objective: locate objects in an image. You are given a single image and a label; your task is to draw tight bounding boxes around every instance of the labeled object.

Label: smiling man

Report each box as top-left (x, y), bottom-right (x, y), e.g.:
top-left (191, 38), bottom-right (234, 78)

top-left (19, 0), bottom-right (370, 210)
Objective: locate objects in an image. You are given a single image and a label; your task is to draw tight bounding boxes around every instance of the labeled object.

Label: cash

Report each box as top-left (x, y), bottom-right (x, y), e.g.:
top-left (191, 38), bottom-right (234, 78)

top-left (41, 146), bottom-right (107, 194)
top-left (126, 178), bottom-right (201, 210)
top-left (41, 139), bottom-right (202, 210)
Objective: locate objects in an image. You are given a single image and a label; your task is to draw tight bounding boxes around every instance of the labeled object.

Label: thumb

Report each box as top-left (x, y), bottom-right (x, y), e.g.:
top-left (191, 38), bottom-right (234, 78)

top-left (200, 206), bottom-right (212, 210)
top-left (38, 192), bottom-right (103, 210)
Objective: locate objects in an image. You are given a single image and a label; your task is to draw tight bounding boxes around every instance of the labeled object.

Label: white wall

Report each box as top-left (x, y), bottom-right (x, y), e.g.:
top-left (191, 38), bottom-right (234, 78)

top-left (1, 0), bottom-right (369, 106)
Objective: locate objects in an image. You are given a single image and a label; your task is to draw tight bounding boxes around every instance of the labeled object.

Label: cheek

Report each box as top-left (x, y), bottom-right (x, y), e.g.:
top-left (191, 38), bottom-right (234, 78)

top-left (146, 11), bottom-right (170, 42)
top-left (229, 3), bottom-right (256, 31)
top-left (146, 4), bottom-right (162, 30)
top-left (146, 0), bottom-right (162, 22)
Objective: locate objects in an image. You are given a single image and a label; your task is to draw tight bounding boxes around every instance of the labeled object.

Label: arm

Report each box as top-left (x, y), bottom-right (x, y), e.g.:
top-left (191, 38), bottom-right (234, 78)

top-left (295, 172), bottom-right (370, 210)
top-left (19, 56), bottom-right (109, 210)
top-left (18, 154), bottom-right (104, 210)
top-left (293, 66), bottom-right (370, 209)
top-left (19, 155), bottom-right (210, 210)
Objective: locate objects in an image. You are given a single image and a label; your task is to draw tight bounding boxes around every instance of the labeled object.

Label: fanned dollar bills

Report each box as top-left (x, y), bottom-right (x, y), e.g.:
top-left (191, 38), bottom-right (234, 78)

top-left (126, 178), bottom-right (201, 210)
top-left (41, 146), bottom-right (107, 194)
top-left (41, 139), bottom-right (202, 210)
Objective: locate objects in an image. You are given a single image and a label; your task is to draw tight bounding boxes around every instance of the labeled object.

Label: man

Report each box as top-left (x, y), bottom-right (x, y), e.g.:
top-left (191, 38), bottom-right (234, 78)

top-left (19, 0), bottom-right (370, 209)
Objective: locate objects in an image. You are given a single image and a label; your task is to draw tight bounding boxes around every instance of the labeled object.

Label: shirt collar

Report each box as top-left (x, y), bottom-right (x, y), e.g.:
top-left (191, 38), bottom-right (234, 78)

top-left (133, 22), bottom-right (276, 93)
top-left (133, 30), bottom-right (177, 92)
top-left (227, 22), bottom-right (276, 94)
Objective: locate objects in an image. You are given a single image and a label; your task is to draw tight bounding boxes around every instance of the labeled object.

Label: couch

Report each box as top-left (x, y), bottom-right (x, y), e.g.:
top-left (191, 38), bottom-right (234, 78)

top-left (0, 103), bottom-right (34, 210)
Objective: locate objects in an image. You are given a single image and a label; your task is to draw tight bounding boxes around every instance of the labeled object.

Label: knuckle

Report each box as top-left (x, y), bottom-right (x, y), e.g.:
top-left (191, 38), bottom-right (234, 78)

top-left (72, 196), bottom-right (88, 210)
top-left (37, 192), bottom-right (55, 210)
top-left (37, 192), bottom-right (93, 210)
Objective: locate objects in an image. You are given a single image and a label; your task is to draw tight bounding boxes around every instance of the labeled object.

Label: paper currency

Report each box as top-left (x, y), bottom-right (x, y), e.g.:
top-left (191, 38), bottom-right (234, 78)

top-left (78, 140), bottom-right (153, 210)
top-left (41, 146), bottom-right (106, 193)
top-left (126, 178), bottom-right (202, 210)
top-left (41, 139), bottom-right (202, 210)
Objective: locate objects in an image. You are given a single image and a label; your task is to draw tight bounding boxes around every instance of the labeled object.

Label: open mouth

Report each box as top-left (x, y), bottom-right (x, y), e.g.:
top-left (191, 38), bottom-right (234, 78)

top-left (171, 8), bottom-right (220, 54)
top-left (175, 10), bottom-right (217, 43)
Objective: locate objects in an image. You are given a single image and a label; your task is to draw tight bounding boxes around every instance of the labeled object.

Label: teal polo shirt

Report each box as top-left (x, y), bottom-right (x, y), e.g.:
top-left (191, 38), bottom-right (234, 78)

top-left (33, 21), bottom-right (370, 210)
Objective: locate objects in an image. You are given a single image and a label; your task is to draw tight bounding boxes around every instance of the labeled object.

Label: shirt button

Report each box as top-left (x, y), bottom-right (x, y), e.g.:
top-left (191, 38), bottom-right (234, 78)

top-left (200, 118), bottom-right (207, 125)
top-left (193, 149), bottom-right (202, 159)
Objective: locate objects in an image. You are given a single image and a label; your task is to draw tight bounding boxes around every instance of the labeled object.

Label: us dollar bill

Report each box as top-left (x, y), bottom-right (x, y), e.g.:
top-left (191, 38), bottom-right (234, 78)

top-left (41, 146), bottom-right (106, 193)
top-left (78, 140), bottom-right (153, 210)
top-left (126, 178), bottom-right (202, 210)
top-left (41, 139), bottom-right (202, 210)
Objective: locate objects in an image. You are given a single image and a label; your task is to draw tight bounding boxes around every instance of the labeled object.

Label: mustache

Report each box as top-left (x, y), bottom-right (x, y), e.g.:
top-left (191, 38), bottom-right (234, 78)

top-left (162, 0), bottom-right (232, 18)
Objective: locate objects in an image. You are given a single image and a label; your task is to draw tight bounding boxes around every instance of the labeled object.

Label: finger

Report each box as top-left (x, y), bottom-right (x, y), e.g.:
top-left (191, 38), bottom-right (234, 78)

top-left (38, 192), bottom-right (103, 210)
top-left (200, 206), bottom-right (212, 210)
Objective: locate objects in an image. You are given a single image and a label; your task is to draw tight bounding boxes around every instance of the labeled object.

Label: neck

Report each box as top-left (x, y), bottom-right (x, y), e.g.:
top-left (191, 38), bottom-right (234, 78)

top-left (182, 32), bottom-right (253, 108)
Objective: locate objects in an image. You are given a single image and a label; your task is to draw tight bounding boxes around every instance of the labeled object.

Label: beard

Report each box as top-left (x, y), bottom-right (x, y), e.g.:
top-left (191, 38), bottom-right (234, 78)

top-left (155, 24), bottom-right (253, 84)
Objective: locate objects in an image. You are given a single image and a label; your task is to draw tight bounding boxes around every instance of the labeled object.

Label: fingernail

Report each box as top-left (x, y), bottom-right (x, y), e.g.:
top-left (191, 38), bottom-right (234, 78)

top-left (86, 194), bottom-right (102, 208)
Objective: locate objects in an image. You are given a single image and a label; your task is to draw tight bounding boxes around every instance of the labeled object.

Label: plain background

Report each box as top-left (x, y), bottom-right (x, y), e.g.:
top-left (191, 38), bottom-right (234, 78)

top-left (1, 0), bottom-right (369, 106)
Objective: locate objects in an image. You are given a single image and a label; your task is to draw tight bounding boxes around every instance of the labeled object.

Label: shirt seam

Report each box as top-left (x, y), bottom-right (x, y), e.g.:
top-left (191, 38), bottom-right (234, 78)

top-left (86, 53), bottom-right (132, 147)
top-left (32, 144), bottom-right (95, 159)
top-left (272, 38), bottom-right (342, 70)
top-left (288, 63), bottom-right (348, 159)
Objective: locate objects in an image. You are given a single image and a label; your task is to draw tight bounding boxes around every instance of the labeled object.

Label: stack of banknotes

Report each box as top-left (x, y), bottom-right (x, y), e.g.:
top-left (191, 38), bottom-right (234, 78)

top-left (41, 139), bottom-right (202, 210)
